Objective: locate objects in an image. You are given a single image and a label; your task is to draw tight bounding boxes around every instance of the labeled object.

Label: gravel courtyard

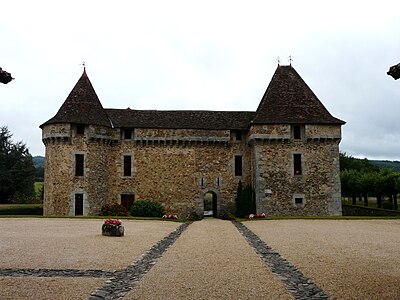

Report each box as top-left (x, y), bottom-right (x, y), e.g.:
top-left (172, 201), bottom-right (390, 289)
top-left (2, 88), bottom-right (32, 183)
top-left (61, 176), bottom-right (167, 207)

top-left (0, 218), bottom-right (399, 299)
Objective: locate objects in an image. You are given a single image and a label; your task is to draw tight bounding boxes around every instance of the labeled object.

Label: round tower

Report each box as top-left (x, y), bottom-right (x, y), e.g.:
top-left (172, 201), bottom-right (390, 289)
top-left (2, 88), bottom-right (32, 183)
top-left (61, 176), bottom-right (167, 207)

top-left (40, 68), bottom-right (115, 216)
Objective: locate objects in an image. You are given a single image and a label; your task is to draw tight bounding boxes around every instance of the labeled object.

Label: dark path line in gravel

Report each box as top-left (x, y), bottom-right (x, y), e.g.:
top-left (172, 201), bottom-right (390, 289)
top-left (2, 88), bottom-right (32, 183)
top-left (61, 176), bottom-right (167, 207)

top-left (0, 268), bottom-right (113, 278)
top-left (232, 220), bottom-right (330, 300)
top-left (87, 221), bottom-right (191, 300)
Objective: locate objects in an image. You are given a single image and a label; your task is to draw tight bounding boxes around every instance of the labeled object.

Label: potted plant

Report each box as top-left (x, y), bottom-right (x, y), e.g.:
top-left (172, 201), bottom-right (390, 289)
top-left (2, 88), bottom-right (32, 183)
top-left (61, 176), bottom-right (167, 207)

top-left (102, 219), bottom-right (124, 237)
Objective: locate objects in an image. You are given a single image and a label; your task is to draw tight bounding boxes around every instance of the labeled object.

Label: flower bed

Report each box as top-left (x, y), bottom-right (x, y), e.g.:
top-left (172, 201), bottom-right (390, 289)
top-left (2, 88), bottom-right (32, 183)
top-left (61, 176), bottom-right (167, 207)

top-left (162, 214), bottom-right (178, 219)
top-left (245, 213), bottom-right (266, 219)
top-left (102, 219), bottom-right (124, 237)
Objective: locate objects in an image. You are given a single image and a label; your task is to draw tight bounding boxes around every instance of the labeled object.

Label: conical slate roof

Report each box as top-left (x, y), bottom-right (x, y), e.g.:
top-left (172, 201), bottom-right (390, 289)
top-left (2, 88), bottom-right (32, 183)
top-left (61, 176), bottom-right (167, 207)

top-left (40, 68), bottom-right (111, 128)
top-left (253, 65), bottom-right (345, 124)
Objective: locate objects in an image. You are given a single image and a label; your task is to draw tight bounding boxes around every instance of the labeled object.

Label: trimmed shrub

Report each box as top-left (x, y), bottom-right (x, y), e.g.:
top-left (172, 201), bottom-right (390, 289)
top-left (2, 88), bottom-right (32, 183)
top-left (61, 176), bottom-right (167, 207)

top-left (130, 200), bottom-right (165, 217)
top-left (219, 211), bottom-right (236, 220)
top-left (100, 203), bottom-right (129, 216)
top-left (235, 181), bottom-right (256, 218)
top-left (0, 204), bottom-right (43, 215)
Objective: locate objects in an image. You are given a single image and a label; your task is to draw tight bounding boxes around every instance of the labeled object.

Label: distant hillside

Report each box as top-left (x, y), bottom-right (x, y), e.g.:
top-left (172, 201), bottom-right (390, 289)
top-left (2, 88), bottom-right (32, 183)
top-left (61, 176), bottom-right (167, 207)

top-left (370, 160), bottom-right (400, 172)
top-left (32, 156), bottom-right (45, 168)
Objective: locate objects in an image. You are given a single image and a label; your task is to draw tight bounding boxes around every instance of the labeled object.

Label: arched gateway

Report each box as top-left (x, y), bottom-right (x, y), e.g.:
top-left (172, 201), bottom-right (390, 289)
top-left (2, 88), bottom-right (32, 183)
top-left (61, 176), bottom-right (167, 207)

top-left (203, 191), bottom-right (218, 218)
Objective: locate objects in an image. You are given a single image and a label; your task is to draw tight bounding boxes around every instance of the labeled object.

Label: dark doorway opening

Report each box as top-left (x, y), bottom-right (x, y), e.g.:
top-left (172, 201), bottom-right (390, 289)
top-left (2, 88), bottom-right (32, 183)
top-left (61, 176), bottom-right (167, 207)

top-left (121, 194), bottom-right (135, 211)
top-left (204, 191), bottom-right (217, 217)
top-left (75, 194), bottom-right (83, 216)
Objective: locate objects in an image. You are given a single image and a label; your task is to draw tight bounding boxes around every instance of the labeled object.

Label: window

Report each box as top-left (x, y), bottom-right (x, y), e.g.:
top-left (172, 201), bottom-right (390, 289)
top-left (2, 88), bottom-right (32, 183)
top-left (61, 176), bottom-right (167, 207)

top-left (235, 155), bottom-right (243, 176)
top-left (124, 129), bottom-right (132, 140)
top-left (75, 194), bottom-right (83, 215)
top-left (293, 195), bottom-right (305, 208)
top-left (123, 155), bottom-right (132, 176)
top-left (75, 154), bottom-right (84, 176)
top-left (293, 154), bottom-right (302, 175)
top-left (235, 130), bottom-right (242, 141)
top-left (293, 125), bottom-right (301, 139)
top-left (76, 124), bottom-right (85, 135)
top-left (121, 194), bottom-right (135, 211)
top-left (295, 197), bottom-right (303, 205)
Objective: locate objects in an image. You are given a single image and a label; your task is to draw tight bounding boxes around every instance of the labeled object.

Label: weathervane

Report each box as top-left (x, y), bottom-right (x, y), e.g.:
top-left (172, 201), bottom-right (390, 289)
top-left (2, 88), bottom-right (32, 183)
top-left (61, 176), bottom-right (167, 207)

top-left (81, 60), bottom-right (86, 68)
top-left (288, 55), bottom-right (294, 66)
top-left (276, 56), bottom-right (281, 66)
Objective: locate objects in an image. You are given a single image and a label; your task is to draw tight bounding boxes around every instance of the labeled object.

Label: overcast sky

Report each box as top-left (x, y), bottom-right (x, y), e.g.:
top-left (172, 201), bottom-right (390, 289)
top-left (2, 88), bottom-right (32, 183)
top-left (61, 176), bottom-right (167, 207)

top-left (1, 0), bottom-right (399, 160)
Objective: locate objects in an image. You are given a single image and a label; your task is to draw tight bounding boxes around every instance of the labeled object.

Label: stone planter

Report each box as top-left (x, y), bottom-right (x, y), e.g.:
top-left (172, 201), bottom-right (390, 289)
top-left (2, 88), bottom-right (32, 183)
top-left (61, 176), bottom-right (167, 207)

top-left (102, 225), bottom-right (125, 237)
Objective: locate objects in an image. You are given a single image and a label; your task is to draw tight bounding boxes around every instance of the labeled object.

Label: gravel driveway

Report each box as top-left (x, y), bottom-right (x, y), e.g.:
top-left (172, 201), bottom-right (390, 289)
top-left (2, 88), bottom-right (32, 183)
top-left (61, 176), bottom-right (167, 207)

top-left (0, 218), bottom-right (399, 299)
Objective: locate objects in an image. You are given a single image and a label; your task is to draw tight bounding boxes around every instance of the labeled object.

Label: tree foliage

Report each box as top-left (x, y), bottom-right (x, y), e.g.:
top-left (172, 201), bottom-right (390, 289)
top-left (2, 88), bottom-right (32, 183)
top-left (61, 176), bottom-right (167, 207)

top-left (0, 126), bottom-right (36, 203)
top-left (340, 152), bottom-right (399, 210)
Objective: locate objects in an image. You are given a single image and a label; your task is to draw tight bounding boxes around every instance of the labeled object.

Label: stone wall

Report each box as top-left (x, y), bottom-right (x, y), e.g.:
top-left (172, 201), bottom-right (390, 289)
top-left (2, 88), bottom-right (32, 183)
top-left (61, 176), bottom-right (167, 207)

top-left (251, 124), bottom-right (342, 216)
top-left (106, 130), bottom-right (251, 218)
top-left (43, 125), bottom-right (113, 216)
top-left (43, 122), bottom-right (342, 217)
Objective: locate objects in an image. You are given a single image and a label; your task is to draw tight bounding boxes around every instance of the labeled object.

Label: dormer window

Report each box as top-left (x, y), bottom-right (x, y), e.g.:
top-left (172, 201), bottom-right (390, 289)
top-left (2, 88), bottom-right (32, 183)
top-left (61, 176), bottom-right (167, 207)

top-left (235, 131), bottom-right (242, 141)
top-left (292, 125), bottom-right (304, 140)
top-left (76, 123), bottom-right (85, 135)
top-left (123, 129), bottom-right (132, 140)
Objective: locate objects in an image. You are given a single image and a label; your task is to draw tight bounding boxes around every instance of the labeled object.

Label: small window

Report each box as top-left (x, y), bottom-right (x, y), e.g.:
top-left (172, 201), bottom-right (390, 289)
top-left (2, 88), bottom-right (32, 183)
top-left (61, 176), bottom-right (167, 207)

top-left (75, 154), bottom-right (84, 176)
top-left (235, 155), bottom-right (243, 176)
top-left (124, 129), bottom-right (132, 140)
top-left (235, 131), bottom-right (242, 141)
top-left (293, 194), bottom-right (305, 208)
top-left (76, 124), bottom-right (85, 135)
top-left (293, 125), bottom-right (301, 139)
top-left (75, 194), bottom-right (83, 215)
top-left (123, 155), bottom-right (132, 176)
top-left (293, 154), bottom-right (302, 175)
top-left (295, 197), bottom-right (303, 205)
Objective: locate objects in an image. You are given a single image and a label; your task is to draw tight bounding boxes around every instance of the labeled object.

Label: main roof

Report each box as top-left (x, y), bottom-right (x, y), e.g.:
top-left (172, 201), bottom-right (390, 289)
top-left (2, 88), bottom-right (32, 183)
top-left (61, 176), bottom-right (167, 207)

top-left (106, 109), bottom-right (255, 130)
top-left (41, 65), bottom-right (344, 130)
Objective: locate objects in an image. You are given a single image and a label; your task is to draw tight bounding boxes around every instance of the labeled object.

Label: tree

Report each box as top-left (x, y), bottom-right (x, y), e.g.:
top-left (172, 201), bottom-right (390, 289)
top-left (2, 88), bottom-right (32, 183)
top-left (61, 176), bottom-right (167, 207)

top-left (341, 169), bottom-right (361, 204)
top-left (236, 181), bottom-right (256, 217)
top-left (357, 172), bottom-right (375, 207)
top-left (0, 126), bottom-right (36, 203)
top-left (340, 152), bottom-right (379, 173)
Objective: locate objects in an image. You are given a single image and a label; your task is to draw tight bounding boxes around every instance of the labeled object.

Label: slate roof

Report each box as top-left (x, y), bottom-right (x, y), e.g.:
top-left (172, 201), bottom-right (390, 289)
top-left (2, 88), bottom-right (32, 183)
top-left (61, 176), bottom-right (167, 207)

top-left (105, 109), bottom-right (255, 130)
top-left (41, 65), bottom-right (344, 130)
top-left (40, 68), bottom-right (112, 128)
top-left (253, 65), bottom-right (345, 125)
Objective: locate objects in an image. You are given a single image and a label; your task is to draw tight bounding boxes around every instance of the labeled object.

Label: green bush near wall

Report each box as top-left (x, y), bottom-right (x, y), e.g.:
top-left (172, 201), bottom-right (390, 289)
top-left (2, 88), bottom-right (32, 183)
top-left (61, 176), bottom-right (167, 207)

top-left (130, 200), bottom-right (165, 217)
top-left (0, 204), bottom-right (43, 215)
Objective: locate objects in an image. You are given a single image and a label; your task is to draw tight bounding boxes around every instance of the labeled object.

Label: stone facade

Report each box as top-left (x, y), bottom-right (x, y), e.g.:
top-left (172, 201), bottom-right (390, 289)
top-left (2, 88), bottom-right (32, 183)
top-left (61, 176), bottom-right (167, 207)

top-left (41, 65), bottom-right (345, 217)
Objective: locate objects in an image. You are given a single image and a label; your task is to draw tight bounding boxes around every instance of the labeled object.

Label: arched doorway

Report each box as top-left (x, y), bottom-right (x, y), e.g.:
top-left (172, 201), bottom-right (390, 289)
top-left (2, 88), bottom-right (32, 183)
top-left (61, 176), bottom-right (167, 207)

top-left (204, 191), bottom-right (217, 217)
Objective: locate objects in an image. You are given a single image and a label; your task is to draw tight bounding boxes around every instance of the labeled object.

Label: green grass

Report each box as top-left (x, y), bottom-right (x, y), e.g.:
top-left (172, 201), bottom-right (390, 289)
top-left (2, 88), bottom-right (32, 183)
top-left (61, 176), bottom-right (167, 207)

top-left (34, 182), bottom-right (43, 197)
